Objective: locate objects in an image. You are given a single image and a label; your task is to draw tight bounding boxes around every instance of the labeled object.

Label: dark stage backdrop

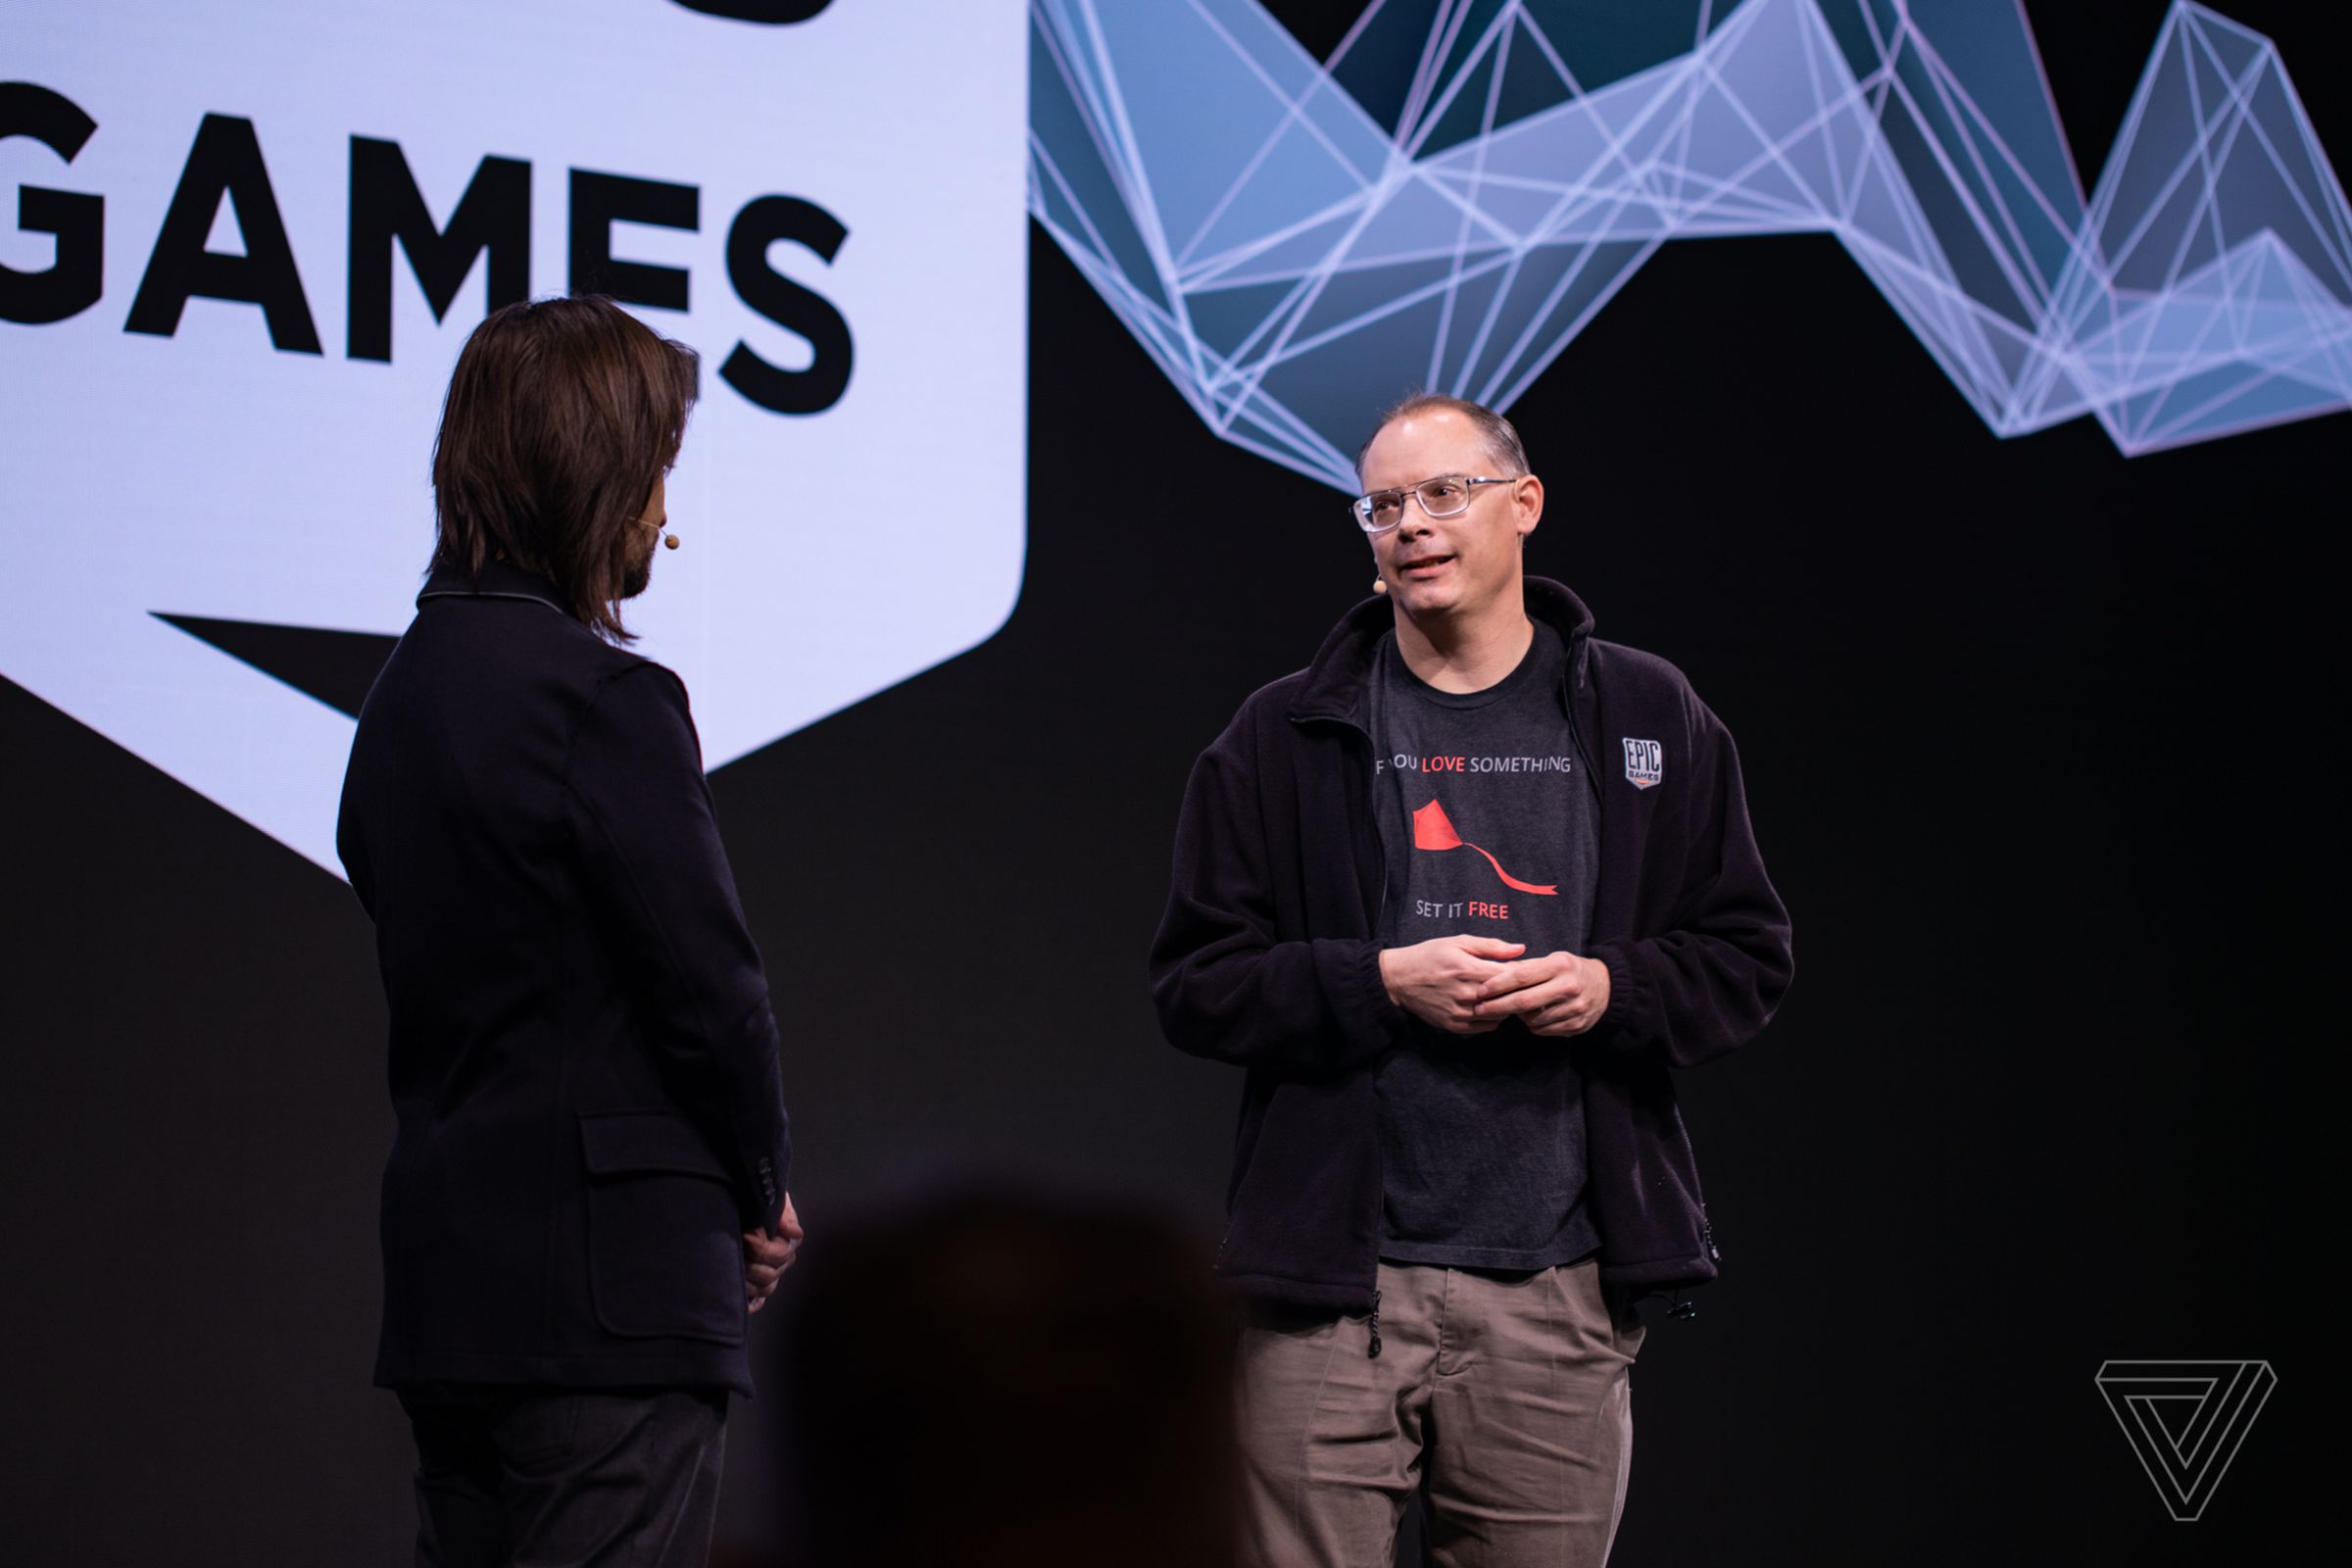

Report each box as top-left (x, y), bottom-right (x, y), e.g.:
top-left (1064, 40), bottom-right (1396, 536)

top-left (1, 1), bottom-right (2335, 1561)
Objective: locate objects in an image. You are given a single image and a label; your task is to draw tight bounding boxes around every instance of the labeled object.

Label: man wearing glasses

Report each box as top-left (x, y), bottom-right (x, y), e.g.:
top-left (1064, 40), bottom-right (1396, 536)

top-left (1150, 394), bottom-right (1792, 1566)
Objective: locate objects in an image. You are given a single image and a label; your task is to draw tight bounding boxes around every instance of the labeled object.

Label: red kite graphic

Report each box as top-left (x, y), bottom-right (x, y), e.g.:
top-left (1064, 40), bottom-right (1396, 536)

top-left (1411, 799), bottom-right (1557, 896)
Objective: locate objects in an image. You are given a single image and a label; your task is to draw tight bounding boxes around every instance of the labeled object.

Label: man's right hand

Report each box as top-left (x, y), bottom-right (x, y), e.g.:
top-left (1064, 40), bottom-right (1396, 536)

top-left (744, 1193), bottom-right (804, 1315)
top-left (1378, 936), bottom-right (1528, 1034)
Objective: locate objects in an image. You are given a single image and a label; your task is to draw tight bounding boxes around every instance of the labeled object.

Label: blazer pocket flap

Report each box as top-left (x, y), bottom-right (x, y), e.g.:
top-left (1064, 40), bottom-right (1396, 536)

top-left (578, 1111), bottom-right (729, 1180)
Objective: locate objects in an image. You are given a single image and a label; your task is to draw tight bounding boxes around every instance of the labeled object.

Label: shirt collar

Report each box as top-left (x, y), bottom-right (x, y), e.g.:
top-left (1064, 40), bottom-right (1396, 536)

top-left (416, 558), bottom-right (573, 618)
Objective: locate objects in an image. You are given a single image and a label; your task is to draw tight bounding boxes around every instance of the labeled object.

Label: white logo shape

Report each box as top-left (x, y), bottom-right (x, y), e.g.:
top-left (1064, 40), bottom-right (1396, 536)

top-left (2095, 1359), bottom-right (2277, 1521)
top-left (2, 0), bottom-right (1029, 874)
top-left (1622, 738), bottom-right (1663, 790)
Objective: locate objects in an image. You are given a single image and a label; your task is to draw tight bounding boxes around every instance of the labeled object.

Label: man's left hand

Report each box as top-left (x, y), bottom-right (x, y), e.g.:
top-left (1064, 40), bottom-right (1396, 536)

top-left (1471, 951), bottom-right (1611, 1037)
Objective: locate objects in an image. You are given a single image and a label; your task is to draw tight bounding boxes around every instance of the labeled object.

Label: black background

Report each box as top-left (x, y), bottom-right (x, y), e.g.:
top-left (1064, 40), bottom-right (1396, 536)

top-left (0, 1), bottom-right (2335, 1561)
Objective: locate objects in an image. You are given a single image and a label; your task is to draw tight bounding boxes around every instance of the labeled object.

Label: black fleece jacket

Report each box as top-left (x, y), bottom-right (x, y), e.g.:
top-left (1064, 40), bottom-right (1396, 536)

top-left (1150, 578), bottom-right (1791, 1310)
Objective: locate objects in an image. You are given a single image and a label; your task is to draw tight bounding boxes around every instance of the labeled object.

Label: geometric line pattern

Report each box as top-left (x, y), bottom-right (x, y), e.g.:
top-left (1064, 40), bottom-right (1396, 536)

top-left (2094, 1359), bottom-right (2278, 1522)
top-left (1030, 0), bottom-right (2352, 488)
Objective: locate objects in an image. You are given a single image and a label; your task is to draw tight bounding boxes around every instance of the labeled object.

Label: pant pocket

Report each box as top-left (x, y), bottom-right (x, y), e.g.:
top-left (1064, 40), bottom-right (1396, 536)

top-left (1551, 1258), bottom-right (1642, 1358)
top-left (496, 1394), bottom-right (582, 1471)
top-left (1597, 1281), bottom-right (1647, 1360)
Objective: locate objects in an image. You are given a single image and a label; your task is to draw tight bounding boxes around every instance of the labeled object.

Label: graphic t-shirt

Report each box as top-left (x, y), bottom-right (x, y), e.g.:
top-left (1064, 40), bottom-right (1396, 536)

top-left (1370, 622), bottom-right (1603, 1271)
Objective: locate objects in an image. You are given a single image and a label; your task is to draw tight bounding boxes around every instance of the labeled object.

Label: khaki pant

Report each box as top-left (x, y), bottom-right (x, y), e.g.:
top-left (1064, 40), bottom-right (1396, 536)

top-left (1237, 1258), bottom-right (1644, 1567)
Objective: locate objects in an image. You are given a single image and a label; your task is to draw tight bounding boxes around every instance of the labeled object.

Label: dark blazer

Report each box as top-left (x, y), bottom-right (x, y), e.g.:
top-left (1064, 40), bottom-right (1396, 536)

top-left (337, 560), bottom-right (789, 1396)
top-left (1150, 578), bottom-right (1791, 1311)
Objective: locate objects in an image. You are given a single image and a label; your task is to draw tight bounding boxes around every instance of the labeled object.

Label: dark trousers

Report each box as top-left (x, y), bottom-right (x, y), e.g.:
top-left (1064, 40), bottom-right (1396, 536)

top-left (397, 1385), bottom-right (728, 1568)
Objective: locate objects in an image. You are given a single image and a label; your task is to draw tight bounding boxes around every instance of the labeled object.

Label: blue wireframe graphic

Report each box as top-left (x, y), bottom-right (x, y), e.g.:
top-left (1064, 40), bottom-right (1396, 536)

top-left (1029, 0), bottom-right (2352, 488)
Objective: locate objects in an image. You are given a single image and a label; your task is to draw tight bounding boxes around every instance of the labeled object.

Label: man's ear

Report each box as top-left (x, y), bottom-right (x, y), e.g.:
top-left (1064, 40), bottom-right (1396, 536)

top-left (1514, 472), bottom-right (1544, 541)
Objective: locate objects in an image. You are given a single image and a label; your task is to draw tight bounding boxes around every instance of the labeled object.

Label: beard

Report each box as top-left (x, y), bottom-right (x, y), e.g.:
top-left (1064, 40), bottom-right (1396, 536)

top-left (619, 538), bottom-right (656, 600)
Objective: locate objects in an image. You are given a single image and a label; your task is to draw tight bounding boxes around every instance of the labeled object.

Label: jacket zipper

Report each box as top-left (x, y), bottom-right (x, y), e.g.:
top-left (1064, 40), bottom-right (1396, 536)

top-left (1347, 715), bottom-right (1392, 1359)
top-left (1562, 645), bottom-right (1600, 841)
top-left (1356, 720), bottom-right (1389, 1359)
top-left (1299, 711), bottom-right (1392, 1348)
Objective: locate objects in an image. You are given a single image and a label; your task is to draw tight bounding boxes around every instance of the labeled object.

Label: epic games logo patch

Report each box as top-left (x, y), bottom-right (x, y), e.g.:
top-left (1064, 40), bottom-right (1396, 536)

top-left (1, 0), bottom-right (1028, 872)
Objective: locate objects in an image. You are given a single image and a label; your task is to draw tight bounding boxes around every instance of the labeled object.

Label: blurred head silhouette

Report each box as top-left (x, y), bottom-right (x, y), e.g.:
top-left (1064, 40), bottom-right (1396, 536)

top-left (765, 1185), bottom-right (1241, 1568)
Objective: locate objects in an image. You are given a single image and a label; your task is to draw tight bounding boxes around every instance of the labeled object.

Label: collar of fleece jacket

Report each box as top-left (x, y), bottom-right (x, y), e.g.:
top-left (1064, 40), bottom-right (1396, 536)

top-left (1288, 575), bottom-right (1597, 727)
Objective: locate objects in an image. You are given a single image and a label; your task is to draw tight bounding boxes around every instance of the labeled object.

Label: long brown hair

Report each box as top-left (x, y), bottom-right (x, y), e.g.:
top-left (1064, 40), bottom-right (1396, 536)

top-left (430, 296), bottom-right (699, 642)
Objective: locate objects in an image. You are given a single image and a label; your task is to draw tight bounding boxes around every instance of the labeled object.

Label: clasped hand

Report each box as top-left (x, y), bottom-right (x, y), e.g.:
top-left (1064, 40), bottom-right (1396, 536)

top-left (1378, 935), bottom-right (1611, 1038)
top-left (743, 1192), bottom-right (804, 1315)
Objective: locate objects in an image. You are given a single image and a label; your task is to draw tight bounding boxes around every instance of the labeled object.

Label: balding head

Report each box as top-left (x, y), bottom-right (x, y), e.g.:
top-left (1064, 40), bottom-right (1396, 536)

top-left (1355, 392), bottom-right (1528, 487)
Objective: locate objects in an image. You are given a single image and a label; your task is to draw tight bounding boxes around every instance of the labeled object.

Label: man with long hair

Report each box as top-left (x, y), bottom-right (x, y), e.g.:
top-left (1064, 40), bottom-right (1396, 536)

top-left (337, 296), bottom-right (800, 1567)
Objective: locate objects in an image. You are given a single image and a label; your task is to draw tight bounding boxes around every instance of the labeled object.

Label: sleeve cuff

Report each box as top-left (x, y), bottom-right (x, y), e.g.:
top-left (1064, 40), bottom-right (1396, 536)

top-left (1583, 939), bottom-right (1655, 1058)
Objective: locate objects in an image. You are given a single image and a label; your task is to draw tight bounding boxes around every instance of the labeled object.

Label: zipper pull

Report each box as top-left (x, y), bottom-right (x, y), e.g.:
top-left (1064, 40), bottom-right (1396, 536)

top-left (1367, 1289), bottom-right (1383, 1359)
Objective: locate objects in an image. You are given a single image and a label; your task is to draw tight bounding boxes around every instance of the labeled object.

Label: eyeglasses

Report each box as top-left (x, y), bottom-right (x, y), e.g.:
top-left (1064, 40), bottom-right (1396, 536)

top-left (1349, 474), bottom-right (1518, 533)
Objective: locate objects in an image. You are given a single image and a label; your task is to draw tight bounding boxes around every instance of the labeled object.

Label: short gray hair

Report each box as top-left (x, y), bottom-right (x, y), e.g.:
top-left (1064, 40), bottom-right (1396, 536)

top-left (1354, 392), bottom-right (1530, 483)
